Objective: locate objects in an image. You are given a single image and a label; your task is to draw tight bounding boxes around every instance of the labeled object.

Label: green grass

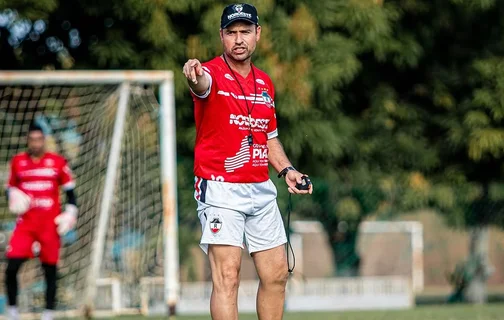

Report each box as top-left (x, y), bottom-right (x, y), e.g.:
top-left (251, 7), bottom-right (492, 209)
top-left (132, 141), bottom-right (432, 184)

top-left (115, 304), bottom-right (504, 320)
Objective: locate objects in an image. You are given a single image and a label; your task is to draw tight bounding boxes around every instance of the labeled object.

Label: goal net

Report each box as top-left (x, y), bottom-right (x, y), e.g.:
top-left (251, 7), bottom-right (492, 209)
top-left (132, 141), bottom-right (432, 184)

top-left (290, 220), bottom-right (423, 293)
top-left (358, 221), bottom-right (424, 293)
top-left (0, 71), bottom-right (178, 316)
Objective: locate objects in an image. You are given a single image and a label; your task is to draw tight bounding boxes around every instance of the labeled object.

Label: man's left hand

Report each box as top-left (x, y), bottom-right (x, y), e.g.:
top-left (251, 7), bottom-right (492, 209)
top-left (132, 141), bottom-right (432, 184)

top-left (285, 170), bottom-right (313, 195)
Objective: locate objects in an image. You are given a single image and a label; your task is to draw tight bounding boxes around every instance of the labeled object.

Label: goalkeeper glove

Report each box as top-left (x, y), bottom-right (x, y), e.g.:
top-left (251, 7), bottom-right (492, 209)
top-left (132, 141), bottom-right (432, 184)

top-left (54, 204), bottom-right (78, 236)
top-left (8, 187), bottom-right (32, 215)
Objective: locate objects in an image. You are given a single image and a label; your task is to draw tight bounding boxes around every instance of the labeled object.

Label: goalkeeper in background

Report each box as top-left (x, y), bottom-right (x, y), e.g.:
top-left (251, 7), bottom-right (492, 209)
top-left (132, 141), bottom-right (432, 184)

top-left (4, 123), bottom-right (78, 320)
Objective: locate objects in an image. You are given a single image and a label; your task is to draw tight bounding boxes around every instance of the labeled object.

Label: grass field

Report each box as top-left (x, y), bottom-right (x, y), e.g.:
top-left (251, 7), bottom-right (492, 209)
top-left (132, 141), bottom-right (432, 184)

top-left (119, 304), bottom-right (504, 320)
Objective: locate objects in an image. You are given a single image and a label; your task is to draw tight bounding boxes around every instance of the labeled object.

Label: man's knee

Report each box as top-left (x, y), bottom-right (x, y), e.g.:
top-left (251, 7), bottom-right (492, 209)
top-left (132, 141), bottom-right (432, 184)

top-left (261, 266), bottom-right (288, 290)
top-left (209, 245), bottom-right (242, 295)
top-left (253, 247), bottom-right (289, 290)
top-left (212, 263), bottom-right (240, 294)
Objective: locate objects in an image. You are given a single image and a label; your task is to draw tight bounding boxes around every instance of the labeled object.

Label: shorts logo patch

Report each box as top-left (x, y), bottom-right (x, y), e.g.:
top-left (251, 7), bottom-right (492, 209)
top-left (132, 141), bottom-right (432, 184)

top-left (32, 241), bottom-right (41, 256)
top-left (210, 217), bottom-right (222, 234)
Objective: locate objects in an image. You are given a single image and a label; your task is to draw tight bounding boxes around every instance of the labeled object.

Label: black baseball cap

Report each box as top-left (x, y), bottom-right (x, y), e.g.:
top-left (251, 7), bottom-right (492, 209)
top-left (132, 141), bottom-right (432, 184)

top-left (220, 3), bottom-right (259, 29)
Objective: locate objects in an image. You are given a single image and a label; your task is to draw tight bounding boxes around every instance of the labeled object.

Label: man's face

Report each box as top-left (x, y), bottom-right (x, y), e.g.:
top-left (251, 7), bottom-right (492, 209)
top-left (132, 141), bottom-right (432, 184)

top-left (220, 21), bottom-right (261, 62)
top-left (27, 130), bottom-right (45, 156)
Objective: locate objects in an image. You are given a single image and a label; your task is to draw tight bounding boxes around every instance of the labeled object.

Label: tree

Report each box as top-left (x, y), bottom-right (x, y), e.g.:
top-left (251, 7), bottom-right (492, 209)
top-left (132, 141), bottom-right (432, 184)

top-left (3, 1), bottom-right (504, 298)
top-left (272, 0), bottom-right (441, 277)
top-left (0, 0), bottom-right (449, 279)
top-left (342, 0), bottom-right (504, 302)
top-left (276, 0), bottom-right (504, 288)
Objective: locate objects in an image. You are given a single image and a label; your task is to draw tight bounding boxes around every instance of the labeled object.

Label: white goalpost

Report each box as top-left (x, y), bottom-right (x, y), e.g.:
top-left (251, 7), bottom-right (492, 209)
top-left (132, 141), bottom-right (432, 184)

top-left (291, 220), bottom-right (424, 293)
top-left (0, 71), bottom-right (179, 317)
top-left (359, 221), bottom-right (424, 293)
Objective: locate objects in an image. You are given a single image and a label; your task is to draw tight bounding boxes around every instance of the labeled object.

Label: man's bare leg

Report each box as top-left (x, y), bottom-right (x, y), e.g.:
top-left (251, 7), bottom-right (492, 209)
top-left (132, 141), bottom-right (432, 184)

top-left (252, 245), bottom-right (289, 320)
top-left (208, 245), bottom-right (242, 320)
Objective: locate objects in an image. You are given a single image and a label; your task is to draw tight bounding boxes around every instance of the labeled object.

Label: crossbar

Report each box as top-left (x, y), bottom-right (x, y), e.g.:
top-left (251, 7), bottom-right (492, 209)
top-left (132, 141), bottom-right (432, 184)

top-left (0, 70), bottom-right (173, 85)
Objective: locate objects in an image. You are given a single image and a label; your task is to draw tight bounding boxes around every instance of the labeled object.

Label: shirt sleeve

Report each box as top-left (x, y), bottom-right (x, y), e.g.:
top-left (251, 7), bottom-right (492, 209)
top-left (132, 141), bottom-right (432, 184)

top-left (266, 79), bottom-right (278, 140)
top-left (5, 159), bottom-right (17, 189)
top-left (190, 64), bottom-right (215, 100)
top-left (59, 157), bottom-right (75, 190)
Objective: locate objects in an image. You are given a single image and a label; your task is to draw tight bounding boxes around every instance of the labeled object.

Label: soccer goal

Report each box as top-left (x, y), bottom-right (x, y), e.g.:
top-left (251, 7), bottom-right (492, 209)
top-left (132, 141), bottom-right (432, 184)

top-left (358, 221), bottom-right (424, 293)
top-left (0, 71), bottom-right (179, 317)
top-left (290, 220), bottom-right (424, 293)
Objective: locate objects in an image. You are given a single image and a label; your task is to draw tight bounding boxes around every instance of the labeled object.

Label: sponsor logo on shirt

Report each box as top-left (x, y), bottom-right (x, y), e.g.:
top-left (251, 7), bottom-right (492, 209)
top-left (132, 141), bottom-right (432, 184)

top-left (224, 136), bottom-right (251, 172)
top-left (32, 197), bottom-right (54, 208)
top-left (229, 114), bottom-right (270, 130)
top-left (251, 144), bottom-right (269, 167)
top-left (19, 168), bottom-right (57, 178)
top-left (20, 181), bottom-right (54, 191)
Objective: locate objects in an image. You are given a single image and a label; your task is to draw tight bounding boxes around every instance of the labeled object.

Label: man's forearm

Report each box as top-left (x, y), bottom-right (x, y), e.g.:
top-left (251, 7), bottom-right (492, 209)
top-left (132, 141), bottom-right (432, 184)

top-left (267, 137), bottom-right (293, 173)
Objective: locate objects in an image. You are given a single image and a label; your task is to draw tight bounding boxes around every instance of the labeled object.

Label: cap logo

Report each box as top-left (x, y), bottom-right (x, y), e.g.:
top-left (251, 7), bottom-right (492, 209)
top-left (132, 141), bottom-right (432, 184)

top-left (234, 4), bottom-right (243, 13)
top-left (227, 4), bottom-right (252, 21)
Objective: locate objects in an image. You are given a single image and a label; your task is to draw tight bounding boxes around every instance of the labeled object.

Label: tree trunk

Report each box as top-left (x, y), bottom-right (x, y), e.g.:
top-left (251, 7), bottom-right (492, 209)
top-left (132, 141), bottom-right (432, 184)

top-left (463, 226), bottom-right (493, 304)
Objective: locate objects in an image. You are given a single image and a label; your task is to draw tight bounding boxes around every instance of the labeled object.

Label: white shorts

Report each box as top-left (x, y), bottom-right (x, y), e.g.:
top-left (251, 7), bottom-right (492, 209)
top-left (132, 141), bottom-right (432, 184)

top-left (194, 177), bottom-right (287, 255)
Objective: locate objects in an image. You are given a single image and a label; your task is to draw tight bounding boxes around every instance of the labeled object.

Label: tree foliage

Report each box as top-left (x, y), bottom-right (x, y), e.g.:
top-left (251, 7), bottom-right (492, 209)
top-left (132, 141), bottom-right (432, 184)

top-left (2, 0), bottom-right (504, 279)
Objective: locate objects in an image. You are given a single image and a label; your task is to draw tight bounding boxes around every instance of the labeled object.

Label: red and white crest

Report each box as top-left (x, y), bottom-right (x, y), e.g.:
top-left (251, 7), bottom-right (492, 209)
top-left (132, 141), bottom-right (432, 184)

top-left (261, 91), bottom-right (275, 109)
top-left (210, 217), bottom-right (222, 234)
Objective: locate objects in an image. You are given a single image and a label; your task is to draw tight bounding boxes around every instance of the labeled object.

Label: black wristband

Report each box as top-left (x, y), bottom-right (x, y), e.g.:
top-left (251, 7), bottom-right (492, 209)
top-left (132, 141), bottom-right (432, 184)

top-left (65, 189), bottom-right (77, 206)
top-left (278, 166), bottom-right (296, 178)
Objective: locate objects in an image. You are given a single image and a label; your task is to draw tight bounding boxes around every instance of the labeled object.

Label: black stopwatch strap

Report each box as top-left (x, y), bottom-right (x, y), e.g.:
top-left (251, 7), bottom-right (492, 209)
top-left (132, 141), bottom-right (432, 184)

top-left (278, 166), bottom-right (296, 178)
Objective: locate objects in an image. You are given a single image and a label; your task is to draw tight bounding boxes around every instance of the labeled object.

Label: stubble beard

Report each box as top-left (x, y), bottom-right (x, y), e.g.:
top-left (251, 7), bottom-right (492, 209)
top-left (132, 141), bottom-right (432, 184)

top-left (226, 47), bottom-right (254, 64)
top-left (28, 147), bottom-right (44, 158)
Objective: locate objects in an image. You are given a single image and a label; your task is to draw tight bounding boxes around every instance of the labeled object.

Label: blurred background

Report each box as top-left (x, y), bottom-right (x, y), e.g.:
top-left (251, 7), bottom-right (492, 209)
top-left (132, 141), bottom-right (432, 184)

top-left (1, 0), bottom-right (504, 318)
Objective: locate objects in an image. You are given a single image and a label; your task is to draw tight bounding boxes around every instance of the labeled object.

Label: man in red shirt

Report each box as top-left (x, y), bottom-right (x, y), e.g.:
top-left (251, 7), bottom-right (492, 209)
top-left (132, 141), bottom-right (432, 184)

top-left (183, 3), bottom-right (312, 320)
top-left (4, 124), bottom-right (78, 320)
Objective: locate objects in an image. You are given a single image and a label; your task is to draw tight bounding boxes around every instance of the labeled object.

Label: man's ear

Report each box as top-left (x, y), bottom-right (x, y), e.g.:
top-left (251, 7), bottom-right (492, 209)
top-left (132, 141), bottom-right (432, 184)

top-left (256, 25), bottom-right (261, 41)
